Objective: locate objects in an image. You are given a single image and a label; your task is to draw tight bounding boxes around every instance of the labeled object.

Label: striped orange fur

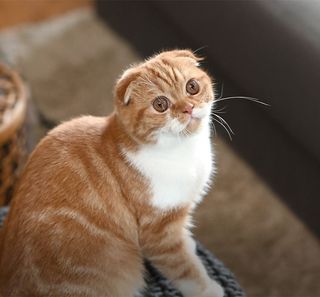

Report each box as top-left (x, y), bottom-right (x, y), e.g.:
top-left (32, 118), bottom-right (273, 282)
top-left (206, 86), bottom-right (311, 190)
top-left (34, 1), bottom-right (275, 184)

top-left (0, 50), bottom-right (223, 297)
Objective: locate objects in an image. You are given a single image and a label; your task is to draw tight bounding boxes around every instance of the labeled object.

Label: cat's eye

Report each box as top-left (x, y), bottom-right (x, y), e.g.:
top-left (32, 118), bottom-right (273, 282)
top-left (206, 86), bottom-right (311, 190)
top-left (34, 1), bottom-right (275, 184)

top-left (152, 96), bottom-right (170, 112)
top-left (186, 79), bottom-right (200, 95)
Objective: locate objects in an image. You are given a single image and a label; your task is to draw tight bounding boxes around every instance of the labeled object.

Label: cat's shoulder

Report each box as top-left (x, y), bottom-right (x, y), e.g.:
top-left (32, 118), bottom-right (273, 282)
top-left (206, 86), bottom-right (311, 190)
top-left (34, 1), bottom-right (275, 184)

top-left (30, 115), bottom-right (111, 160)
top-left (48, 115), bottom-right (109, 140)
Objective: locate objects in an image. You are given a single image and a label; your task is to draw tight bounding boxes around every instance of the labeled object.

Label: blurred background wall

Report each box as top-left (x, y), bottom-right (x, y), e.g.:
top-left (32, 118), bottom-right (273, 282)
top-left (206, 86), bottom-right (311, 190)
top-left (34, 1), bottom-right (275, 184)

top-left (0, 0), bottom-right (91, 29)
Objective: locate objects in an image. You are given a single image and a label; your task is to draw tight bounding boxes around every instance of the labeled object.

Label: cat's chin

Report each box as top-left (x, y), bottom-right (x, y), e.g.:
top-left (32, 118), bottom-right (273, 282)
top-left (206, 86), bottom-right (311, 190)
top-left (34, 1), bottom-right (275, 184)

top-left (183, 117), bottom-right (202, 135)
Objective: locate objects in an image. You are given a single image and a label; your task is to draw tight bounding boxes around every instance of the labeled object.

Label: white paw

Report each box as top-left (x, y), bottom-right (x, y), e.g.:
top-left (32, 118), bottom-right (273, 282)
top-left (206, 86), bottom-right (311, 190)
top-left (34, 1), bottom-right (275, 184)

top-left (202, 280), bottom-right (224, 297)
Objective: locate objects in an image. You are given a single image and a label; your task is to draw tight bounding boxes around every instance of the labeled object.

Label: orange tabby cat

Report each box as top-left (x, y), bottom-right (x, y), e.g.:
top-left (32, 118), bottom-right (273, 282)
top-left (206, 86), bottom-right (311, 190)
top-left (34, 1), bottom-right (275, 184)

top-left (0, 50), bottom-right (223, 297)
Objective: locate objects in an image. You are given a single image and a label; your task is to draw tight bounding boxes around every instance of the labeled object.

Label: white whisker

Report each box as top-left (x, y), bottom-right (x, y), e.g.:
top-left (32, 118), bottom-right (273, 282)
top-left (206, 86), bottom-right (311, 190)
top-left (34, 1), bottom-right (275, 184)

top-left (193, 45), bottom-right (208, 55)
top-left (212, 106), bottom-right (227, 114)
top-left (212, 113), bottom-right (234, 136)
top-left (217, 82), bottom-right (224, 100)
top-left (210, 121), bottom-right (217, 138)
top-left (211, 115), bottom-right (233, 140)
top-left (214, 96), bottom-right (270, 106)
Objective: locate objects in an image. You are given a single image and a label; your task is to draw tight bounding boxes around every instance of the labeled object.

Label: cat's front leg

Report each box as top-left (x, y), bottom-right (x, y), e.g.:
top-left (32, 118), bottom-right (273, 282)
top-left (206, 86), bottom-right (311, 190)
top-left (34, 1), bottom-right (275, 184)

top-left (142, 229), bottom-right (224, 297)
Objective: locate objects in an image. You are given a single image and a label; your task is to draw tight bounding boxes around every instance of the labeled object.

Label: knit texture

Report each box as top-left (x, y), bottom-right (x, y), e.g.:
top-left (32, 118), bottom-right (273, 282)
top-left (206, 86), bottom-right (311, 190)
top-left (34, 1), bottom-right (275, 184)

top-left (0, 207), bottom-right (246, 297)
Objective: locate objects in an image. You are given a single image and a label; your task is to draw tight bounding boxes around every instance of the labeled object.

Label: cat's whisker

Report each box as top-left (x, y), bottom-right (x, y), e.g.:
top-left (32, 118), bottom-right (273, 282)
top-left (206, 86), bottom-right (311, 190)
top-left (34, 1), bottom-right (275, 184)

top-left (212, 113), bottom-right (234, 136)
top-left (181, 127), bottom-right (192, 137)
top-left (193, 45), bottom-right (208, 55)
top-left (210, 121), bottom-right (217, 138)
top-left (211, 114), bottom-right (233, 140)
top-left (214, 96), bottom-right (270, 107)
top-left (212, 106), bottom-right (227, 114)
top-left (216, 82), bottom-right (224, 100)
top-left (212, 117), bottom-right (233, 140)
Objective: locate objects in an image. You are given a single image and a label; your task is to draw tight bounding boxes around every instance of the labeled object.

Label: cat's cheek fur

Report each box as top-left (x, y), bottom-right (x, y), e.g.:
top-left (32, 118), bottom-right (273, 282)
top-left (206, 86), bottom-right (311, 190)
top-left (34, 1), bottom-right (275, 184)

top-left (192, 103), bottom-right (213, 119)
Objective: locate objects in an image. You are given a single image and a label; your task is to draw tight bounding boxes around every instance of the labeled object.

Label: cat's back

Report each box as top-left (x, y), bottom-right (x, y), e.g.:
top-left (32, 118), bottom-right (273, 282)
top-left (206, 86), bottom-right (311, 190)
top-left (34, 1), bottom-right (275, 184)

top-left (0, 115), bottom-right (117, 236)
top-left (9, 115), bottom-right (111, 204)
top-left (0, 114), bottom-right (143, 296)
top-left (10, 115), bottom-right (121, 210)
top-left (46, 115), bottom-right (109, 146)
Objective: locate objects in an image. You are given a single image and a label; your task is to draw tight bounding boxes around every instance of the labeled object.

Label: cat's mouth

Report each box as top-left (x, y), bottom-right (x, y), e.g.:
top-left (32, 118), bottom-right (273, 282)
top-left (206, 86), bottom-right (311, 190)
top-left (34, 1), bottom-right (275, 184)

top-left (164, 105), bottom-right (211, 136)
top-left (184, 108), bottom-right (208, 124)
top-left (184, 116), bottom-right (201, 132)
top-left (182, 104), bottom-right (213, 133)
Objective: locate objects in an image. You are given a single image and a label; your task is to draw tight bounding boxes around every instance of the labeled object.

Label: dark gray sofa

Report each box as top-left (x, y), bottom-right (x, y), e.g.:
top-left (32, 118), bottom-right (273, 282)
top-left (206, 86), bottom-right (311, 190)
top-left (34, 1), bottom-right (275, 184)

top-left (96, 1), bottom-right (320, 235)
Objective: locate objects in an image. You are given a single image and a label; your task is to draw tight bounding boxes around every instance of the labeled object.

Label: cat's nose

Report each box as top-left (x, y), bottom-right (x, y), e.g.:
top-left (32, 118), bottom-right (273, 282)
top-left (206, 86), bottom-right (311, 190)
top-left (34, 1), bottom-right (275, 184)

top-left (183, 104), bottom-right (194, 115)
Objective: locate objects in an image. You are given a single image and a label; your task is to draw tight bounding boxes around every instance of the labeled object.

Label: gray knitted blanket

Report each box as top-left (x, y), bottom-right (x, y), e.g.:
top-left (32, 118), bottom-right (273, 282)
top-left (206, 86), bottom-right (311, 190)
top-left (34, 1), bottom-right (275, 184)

top-left (0, 207), bottom-right (246, 297)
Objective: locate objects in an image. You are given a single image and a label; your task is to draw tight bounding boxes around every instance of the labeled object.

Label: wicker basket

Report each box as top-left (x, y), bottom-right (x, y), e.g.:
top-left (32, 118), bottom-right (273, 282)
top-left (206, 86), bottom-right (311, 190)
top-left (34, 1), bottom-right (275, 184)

top-left (0, 63), bottom-right (28, 206)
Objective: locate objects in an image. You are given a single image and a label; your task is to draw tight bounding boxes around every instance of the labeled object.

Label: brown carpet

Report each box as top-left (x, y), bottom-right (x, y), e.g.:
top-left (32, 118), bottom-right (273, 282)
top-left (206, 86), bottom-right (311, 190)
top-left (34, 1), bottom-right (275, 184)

top-left (0, 8), bottom-right (319, 297)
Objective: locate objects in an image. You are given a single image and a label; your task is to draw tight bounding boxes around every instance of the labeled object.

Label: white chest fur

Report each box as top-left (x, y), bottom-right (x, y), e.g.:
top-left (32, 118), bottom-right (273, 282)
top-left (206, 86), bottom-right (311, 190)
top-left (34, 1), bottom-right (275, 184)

top-left (125, 125), bottom-right (214, 210)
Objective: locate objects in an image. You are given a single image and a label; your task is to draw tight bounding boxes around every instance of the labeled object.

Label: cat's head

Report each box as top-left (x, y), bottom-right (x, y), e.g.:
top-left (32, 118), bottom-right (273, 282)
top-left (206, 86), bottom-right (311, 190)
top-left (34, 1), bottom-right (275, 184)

top-left (114, 49), bottom-right (214, 144)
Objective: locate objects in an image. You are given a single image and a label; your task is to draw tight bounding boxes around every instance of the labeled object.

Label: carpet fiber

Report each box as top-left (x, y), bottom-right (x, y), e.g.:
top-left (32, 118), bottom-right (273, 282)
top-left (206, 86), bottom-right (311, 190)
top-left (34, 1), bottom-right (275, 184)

top-left (0, 8), bottom-right (319, 297)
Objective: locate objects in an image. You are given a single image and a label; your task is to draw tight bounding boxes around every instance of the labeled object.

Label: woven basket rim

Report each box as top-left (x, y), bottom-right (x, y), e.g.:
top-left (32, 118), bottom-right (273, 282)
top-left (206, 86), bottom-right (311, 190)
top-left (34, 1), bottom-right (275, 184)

top-left (0, 63), bottom-right (28, 145)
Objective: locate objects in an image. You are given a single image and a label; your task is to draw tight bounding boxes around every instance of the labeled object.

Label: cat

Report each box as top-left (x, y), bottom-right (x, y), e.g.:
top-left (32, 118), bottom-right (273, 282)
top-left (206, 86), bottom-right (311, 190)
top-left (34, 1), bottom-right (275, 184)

top-left (0, 49), bottom-right (224, 297)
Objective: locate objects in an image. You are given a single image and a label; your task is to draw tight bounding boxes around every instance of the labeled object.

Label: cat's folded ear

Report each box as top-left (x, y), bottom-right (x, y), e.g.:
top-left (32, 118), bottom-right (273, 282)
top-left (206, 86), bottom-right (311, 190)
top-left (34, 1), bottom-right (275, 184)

top-left (115, 68), bottom-right (140, 105)
top-left (158, 49), bottom-right (204, 64)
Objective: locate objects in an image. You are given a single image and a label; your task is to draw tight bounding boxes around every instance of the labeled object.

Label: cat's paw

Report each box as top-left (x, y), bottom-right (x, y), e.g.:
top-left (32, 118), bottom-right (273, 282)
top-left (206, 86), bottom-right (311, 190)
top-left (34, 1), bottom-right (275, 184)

top-left (202, 280), bottom-right (224, 297)
top-left (177, 278), bottom-right (224, 297)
